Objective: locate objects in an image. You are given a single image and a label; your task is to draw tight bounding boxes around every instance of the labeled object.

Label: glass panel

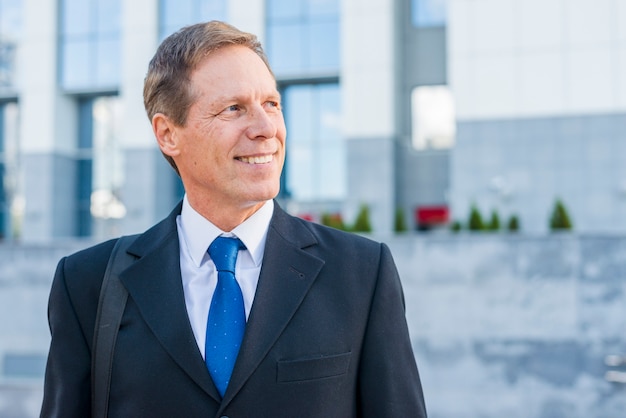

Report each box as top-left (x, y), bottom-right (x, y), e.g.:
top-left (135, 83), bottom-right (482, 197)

top-left (199, 0), bottom-right (227, 21)
top-left (0, 0), bottom-right (22, 37)
top-left (97, 0), bottom-right (121, 34)
top-left (95, 36), bottom-right (120, 87)
top-left (0, 41), bottom-right (17, 89)
top-left (318, 84), bottom-right (341, 142)
top-left (77, 158), bottom-right (93, 236)
top-left (308, 20), bottom-right (340, 72)
top-left (306, 0), bottom-right (339, 18)
top-left (92, 97), bottom-right (124, 196)
top-left (267, 0), bottom-right (340, 75)
top-left (62, 39), bottom-right (91, 89)
top-left (161, 0), bottom-right (194, 36)
top-left (287, 143), bottom-right (314, 200)
top-left (61, 0), bottom-right (91, 36)
top-left (160, 0), bottom-right (228, 40)
top-left (90, 96), bottom-right (126, 238)
top-left (411, 85), bottom-right (456, 150)
top-left (0, 0), bottom-right (22, 90)
top-left (61, 0), bottom-right (121, 89)
top-left (285, 85), bottom-right (314, 143)
top-left (412, 0), bottom-right (447, 27)
top-left (284, 83), bottom-right (344, 200)
top-left (267, 0), bottom-right (303, 21)
top-left (318, 143), bottom-right (345, 199)
top-left (267, 23), bottom-right (304, 75)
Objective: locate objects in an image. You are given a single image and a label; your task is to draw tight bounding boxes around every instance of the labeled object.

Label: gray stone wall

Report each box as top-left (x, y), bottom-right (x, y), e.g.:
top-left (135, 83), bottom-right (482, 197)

top-left (388, 234), bottom-right (626, 418)
top-left (451, 113), bottom-right (626, 234)
top-left (1, 234), bottom-right (626, 417)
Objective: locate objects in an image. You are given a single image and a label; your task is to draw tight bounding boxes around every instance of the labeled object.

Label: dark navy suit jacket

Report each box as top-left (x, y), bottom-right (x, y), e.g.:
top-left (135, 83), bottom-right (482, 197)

top-left (40, 201), bottom-right (427, 417)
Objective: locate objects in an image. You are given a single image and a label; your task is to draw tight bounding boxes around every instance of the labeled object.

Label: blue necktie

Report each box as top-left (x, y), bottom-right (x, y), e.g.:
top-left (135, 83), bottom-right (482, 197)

top-left (205, 236), bottom-right (246, 397)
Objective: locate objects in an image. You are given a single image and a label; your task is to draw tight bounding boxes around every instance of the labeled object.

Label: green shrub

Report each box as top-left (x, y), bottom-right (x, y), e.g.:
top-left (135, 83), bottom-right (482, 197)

top-left (507, 214), bottom-right (520, 232)
top-left (450, 220), bottom-right (462, 232)
top-left (352, 204), bottom-right (373, 233)
top-left (321, 212), bottom-right (346, 231)
top-left (468, 204), bottom-right (484, 231)
top-left (549, 198), bottom-right (573, 231)
top-left (487, 210), bottom-right (501, 231)
top-left (394, 207), bottom-right (408, 233)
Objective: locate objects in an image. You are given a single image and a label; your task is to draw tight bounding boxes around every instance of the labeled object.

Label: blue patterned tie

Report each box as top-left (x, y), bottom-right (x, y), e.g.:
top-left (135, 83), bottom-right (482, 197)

top-left (205, 236), bottom-right (246, 397)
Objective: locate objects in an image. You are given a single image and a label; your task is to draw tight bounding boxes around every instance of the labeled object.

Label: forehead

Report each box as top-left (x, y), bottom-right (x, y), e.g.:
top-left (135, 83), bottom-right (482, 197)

top-left (190, 45), bottom-right (277, 93)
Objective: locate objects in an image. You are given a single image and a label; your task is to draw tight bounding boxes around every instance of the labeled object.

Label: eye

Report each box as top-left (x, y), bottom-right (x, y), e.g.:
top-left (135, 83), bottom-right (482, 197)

top-left (264, 101), bottom-right (281, 110)
top-left (226, 104), bottom-right (241, 112)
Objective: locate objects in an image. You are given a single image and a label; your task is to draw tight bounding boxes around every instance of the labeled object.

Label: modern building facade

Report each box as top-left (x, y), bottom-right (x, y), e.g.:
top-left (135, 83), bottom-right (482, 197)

top-left (448, 0), bottom-right (626, 234)
top-left (1, 0), bottom-right (451, 242)
top-left (4, 0), bottom-right (624, 242)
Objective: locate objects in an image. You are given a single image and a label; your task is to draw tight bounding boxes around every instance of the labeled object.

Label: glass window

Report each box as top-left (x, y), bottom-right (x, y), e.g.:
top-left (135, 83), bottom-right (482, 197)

top-left (308, 20), bottom-right (340, 72)
top-left (307, 0), bottom-right (339, 18)
top-left (267, 24), bottom-right (305, 75)
top-left (60, 0), bottom-right (121, 90)
top-left (159, 0), bottom-right (227, 40)
top-left (76, 96), bottom-right (125, 238)
top-left (266, 0), bottom-right (340, 76)
top-left (284, 83), bottom-right (345, 200)
top-left (62, 39), bottom-right (91, 88)
top-left (0, 101), bottom-right (20, 239)
top-left (96, 37), bottom-right (120, 86)
top-left (97, 0), bottom-right (121, 34)
top-left (62, 0), bottom-right (90, 36)
top-left (412, 0), bottom-right (447, 27)
top-left (411, 85), bottom-right (455, 150)
top-left (0, 0), bottom-right (22, 91)
top-left (267, 0), bottom-right (302, 20)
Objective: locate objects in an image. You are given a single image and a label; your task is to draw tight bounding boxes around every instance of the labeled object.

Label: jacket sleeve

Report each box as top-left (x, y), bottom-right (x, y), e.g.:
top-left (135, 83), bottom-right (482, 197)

top-left (357, 243), bottom-right (428, 417)
top-left (40, 257), bottom-right (92, 418)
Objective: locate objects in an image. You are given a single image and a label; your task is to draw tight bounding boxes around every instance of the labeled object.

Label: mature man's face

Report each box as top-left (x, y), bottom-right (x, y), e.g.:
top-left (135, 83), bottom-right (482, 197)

top-left (168, 45), bottom-right (286, 214)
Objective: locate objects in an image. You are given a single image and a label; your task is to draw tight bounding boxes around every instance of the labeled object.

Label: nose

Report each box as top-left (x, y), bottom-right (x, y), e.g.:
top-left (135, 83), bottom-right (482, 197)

top-left (246, 105), bottom-right (279, 140)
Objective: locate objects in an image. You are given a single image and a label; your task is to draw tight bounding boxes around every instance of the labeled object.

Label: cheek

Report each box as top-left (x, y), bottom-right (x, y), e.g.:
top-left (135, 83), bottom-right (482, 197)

top-left (276, 121), bottom-right (287, 144)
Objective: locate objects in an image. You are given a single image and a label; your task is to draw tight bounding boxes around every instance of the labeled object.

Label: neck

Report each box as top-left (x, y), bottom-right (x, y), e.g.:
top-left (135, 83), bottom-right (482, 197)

top-left (186, 195), bottom-right (266, 232)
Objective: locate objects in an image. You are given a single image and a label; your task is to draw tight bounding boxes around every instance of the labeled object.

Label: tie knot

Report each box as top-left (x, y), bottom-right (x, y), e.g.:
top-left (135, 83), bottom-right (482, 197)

top-left (208, 236), bottom-right (245, 273)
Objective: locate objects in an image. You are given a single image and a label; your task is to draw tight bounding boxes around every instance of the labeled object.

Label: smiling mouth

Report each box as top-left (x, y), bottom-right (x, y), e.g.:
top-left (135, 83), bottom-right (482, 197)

top-left (236, 154), bottom-right (274, 164)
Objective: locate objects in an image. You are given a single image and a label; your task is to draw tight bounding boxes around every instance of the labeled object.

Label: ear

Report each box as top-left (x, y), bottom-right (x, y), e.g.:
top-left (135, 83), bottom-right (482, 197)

top-left (152, 113), bottom-right (181, 158)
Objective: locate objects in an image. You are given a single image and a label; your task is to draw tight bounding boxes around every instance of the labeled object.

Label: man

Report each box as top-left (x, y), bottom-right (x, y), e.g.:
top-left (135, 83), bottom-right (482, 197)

top-left (40, 21), bottom-right (427, 417)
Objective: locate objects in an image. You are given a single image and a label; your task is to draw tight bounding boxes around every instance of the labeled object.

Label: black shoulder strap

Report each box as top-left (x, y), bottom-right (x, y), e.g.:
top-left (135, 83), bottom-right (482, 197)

top-left (91, 234), bottom-right (139, 418)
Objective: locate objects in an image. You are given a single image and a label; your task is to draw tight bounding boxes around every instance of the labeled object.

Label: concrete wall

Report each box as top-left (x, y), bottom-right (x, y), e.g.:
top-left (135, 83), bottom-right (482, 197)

top-left (451, 113), bottom-right (626, 234)
top-left (2, 233), bottom-right (626, 417)
top-left (388, 233), bottom-right (626, 418)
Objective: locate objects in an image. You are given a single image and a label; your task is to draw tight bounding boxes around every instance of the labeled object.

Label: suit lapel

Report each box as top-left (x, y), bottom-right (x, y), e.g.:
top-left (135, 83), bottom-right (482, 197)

top-left (223, 204), bottom-right (324, 404)
top-left (118, 204), bottom-right (221, 402)
top-left (115, 202), bottom-right (324, 406)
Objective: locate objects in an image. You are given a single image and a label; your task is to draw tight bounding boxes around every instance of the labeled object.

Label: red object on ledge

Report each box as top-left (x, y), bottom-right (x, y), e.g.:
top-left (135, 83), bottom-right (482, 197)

top-left (416, 206), bottom-right (449, 227)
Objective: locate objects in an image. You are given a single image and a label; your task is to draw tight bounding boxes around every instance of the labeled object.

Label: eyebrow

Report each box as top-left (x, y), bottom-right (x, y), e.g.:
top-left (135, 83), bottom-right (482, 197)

top-left (213, 90), bottom-right (282, 105)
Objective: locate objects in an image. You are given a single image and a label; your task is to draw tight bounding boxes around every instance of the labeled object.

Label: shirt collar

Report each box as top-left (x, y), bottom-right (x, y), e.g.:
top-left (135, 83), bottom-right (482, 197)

top-left (179, 195), bottom-right (273, 268)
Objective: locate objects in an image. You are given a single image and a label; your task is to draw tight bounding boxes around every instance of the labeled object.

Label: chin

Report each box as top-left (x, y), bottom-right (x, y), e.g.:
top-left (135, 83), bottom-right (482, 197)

top-left (243, 189), bottom-right (279, 205)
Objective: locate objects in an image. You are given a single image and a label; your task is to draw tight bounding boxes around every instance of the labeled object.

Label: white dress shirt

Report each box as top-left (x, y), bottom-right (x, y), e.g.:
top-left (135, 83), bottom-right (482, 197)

top-left (176, 195), bottom-right (274, 359)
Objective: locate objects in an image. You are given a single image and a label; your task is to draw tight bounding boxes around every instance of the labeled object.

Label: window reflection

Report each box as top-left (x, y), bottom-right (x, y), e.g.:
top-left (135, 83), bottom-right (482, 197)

top-left (284, 84), bottom-right (345, 200)
top-left (76, 96), bottom-right (125, 238)
top-left (411, 85), bottom-right (455, 150)
top-left (412, 0), bottom-right (447, 27)
top-left (0, 101), bottom-right (20, 239)
top-left (159, 0), bottom-right (227, 40)
top-left (60, 0), bottom-right (121, 90)
top-left (0, 0), bottom-right (22, 91)
top-left (267, 0), bottom-right (340, 76)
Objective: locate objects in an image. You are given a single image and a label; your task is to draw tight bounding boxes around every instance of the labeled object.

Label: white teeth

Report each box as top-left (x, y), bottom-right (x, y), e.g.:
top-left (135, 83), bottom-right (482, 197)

top-left (239, 155), bottom-right (273, 164)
